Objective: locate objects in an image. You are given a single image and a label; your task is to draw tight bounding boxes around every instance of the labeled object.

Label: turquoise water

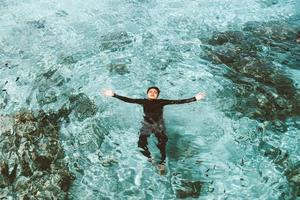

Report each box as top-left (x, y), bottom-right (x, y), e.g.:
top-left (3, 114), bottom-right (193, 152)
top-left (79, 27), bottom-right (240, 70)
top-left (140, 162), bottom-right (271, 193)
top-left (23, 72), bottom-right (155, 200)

top-left (1, 0), bottom-right (300, 199)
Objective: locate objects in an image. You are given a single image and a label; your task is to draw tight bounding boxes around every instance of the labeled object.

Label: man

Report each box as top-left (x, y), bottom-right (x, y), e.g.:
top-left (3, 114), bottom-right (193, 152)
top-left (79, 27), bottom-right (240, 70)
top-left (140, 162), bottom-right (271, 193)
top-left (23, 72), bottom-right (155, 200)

top-left (102, 87), bottom-right (205, 174)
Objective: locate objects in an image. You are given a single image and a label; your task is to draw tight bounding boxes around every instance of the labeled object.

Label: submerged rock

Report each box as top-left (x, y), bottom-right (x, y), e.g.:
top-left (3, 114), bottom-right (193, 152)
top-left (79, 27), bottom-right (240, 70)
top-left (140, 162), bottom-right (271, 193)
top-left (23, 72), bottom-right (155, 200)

top-left (0, 108), bottom-right (75, 199)
top-left (285, 162), bottom-right (300, 198)
top-left (36, 88), bottom-right (58, 105)
top-left (69, 93), bottom-right (98, 121)
top-left (258, 140), bottom-right (289, 167)
top-left (58, 55), bottom-right (79, 65)
top-left (108, 58), bottom-right (131, 75)
top-left (259, 0), bottom-right (279, 7)
top-left (108, 63), bottom-right (130, 75)
top-left (175, 180), bottom-right (202, 199)
top-left (27, 20), bottom-right (46, 29)
top-left (25, 68), bottom-right (70, 107)
top-left (55, 10), bottom-right (69, 17)
top-left (202, 21), bottom-right (300, 122)
top-left (202, 20), bottom-right (300, 198)
top-left (57, 52), bottom-right (87, 65)
top-left (99, 31), bottom-right (134, 52)
top-left (0, 90), bottom-right (9, 109)
top-left (208, 31), bottom-right (246, 46)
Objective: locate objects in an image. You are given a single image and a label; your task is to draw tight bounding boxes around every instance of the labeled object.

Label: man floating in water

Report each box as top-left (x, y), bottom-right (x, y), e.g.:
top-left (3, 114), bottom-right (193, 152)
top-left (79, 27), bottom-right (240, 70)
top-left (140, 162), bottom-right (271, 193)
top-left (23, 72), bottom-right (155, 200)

top-left (102, 87), bottom-right (205, 174)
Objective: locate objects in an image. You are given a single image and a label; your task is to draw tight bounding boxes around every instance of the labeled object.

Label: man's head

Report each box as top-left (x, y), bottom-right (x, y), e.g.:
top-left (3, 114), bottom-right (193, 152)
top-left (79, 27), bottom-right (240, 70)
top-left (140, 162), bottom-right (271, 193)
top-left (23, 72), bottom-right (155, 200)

top-left (147, 86), bottom-right (160, 100)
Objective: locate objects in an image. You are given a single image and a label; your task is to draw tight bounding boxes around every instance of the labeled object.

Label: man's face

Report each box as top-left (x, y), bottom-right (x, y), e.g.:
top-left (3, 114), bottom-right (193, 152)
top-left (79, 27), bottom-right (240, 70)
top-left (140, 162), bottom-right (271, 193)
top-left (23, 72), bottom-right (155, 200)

top-left (147, 88), bottom-right (159, 100)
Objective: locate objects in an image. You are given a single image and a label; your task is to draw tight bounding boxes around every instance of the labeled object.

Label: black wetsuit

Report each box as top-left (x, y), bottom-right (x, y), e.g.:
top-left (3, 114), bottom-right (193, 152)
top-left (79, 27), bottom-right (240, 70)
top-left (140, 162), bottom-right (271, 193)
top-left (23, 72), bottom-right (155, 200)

top-left (113, 93), bottom-right (196, 164)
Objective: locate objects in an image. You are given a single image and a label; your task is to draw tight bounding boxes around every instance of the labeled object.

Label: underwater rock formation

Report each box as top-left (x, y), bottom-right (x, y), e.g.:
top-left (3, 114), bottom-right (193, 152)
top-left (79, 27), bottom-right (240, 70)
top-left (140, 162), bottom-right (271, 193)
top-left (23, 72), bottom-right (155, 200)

top-left (1, 66), bottom-right (98, 199)
top-left (285, 162), bottom-right (300, 198)
top-left (99, 31), bottom-right (134, 52)
top-left (201, 20), bottom-right (300, 198)
top-left (107, 58), bottom-right (131, 75)
top-left (69, 93), bottom-right (98, 121)
top-left (0, 108), bottom-right (74, 199)
top-left (202, 21), bottom-right (300, 122)
top-left (175, 180), bottom-right (202, 199)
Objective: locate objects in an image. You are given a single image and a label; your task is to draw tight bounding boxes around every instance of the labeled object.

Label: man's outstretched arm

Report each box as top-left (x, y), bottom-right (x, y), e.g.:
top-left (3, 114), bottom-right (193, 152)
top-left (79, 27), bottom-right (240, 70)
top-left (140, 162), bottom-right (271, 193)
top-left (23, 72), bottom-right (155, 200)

top-left (161, 92), bottom-right (205, 105)
top-left (101, 89), bottom-right (144, 104)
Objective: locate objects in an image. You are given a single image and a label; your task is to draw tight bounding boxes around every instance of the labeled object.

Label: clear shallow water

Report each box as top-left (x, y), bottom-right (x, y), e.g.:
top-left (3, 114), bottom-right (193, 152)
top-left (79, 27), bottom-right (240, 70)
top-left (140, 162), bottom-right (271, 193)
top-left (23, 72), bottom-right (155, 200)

top-left (0, 0), bottom-right (299, 199)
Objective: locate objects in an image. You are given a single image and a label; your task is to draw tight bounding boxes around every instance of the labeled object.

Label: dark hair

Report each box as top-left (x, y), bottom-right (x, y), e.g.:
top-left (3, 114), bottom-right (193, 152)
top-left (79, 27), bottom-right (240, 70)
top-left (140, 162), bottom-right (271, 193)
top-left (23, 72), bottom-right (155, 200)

top-left (147, 86), bottom-right (160, 95)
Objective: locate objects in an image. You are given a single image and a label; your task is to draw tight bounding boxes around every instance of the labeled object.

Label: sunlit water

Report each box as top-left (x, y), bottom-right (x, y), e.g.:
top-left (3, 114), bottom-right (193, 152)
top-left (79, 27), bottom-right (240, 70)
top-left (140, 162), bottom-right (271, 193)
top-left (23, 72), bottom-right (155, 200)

top-left (0, 0), bottom-right (299, 199)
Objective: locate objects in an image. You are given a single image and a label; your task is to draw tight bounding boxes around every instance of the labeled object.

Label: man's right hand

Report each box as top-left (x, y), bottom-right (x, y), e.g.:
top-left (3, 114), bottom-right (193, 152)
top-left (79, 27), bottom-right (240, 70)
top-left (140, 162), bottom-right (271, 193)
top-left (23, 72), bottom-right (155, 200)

top-left (195, 92), bottom-right (205, 101)
top-left (102, 89), bottom-right (114, 97)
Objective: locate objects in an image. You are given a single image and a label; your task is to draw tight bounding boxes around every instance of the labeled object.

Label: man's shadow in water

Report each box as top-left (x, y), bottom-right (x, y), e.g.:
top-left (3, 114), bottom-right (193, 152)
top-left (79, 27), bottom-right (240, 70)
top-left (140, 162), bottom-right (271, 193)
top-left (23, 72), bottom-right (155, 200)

top-left (164, 127), bottom-right (204, 199)
top-left (166, 128), bottom-right (201, 162)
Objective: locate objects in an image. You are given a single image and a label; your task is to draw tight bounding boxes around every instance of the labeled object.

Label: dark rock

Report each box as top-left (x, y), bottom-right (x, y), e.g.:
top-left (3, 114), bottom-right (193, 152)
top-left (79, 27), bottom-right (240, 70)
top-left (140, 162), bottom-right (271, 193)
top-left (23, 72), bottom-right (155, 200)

top-left (8, 164), bottom-right (17, 184)
top-left (107, 56), bottom-right (131, 75)
top-left (208, 32), bottom-right (229, 45)
top-left (265, 120), bottom-right (288, 133)
top-left (23, 194), bottom-right (30, 200)
top-left (34, 155), bottom-right (52, 171)
top-left (0, 90), bottom-right (9, 109)
top-left (26, 69), bottom-right (71, 108)
top-left (27, 20), bottom-right (46, 29)
top-left (285, 162), bottom-right (300, 197)
top-left (42, 69), bottom-right (58, 79)
top-left (259, 0), bottom-right (279, 7)
top-left (258, 140), bottom-right (288, 166)
top-left (0, 161), bottom-right (9, 177)
top-left (14, 110), bottom-right (35, 124)
top-left (202, 21), bottom-right (300, 198)
top-left (59, 169), bottom-right (75, 192)
top-left (0, 109), bottom-right (74, 199)
top-left (213, 44), bottom-right (240, 64)
top-left (99, 31), bottom-right (134, 52)
top-left (55, 10), bottom-right (68, 17)
top-left (56, 105), bottom-right (72, 120)
top-left (203, 21), bottom-right (300, 122)
top-left (242, 21), bottom-right (268, 36)
top-left (60, 55), bottom-right (78, 64)
top-left (58, 53), bottom-right (83, 65)
top-left (208, 31), bottom-right (245, 45)
top-left (108, 63), bottom-right (130, 75)
top-left (29, 69), bottom-right (68, 107)
top-left (0, 161), bottom-right (18, 185)
top-left (176, 180), bottom-right (202, 198)
top-left (20, 157), bottom-right (33, 177)
top-left (69, 93), bottom-right (98, 121)
top-left (36, 88), bottom-right (57, 105)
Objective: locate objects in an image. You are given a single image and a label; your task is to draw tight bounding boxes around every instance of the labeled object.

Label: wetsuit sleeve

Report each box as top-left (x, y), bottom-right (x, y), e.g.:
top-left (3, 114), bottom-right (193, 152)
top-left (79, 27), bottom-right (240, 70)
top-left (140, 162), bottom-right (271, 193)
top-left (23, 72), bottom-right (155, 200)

top-left (113, 93), bottom-right (145, 105)
top-left (160, 97), bottom-right (197, 105)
